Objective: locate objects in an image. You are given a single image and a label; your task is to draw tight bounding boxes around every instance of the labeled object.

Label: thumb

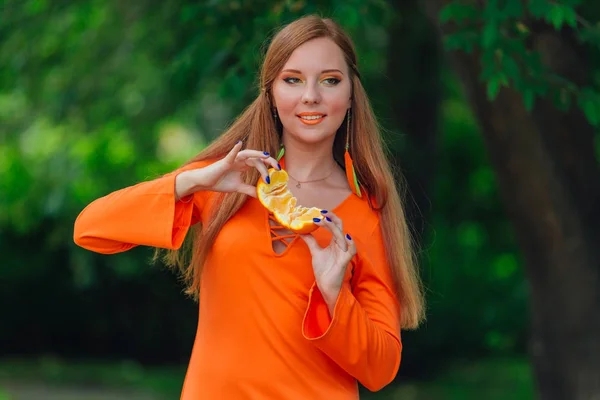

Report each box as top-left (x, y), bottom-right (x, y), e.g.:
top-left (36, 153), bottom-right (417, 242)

top-left (224, 141), bottom-right (243, 164)
top-left (300, 234), bottom-right (321, 253)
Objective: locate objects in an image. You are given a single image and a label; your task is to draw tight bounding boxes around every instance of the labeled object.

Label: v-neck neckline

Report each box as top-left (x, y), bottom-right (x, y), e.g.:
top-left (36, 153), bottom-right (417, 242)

top-left (276, 155), bottom-right (356, 214)
top-left (261, 194), bottom-right (356, 258)
top-left (260, 156), bottom-right (358, 257)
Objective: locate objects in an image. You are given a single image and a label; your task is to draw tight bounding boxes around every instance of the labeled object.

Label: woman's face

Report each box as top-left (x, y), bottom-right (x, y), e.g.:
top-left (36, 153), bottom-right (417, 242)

top-left (271, 37), bottom-right (352, 146)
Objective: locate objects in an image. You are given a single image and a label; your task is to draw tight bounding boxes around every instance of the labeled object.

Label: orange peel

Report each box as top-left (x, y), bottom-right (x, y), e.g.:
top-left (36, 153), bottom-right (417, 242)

top-left (256, 168), bottom-right (322, 234)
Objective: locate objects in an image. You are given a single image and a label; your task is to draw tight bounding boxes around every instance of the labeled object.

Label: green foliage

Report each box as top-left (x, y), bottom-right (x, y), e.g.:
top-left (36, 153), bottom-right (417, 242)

top-left (440, 0), bottom-right (600, 126)
top-left (0, 357), bottom-right (534, 400)
top-left (0, 0), bottom-right (530, 371)
top-left (402, 75), bottom-right (529, 362)
top-left (0, 0), bottom-right (392, 233)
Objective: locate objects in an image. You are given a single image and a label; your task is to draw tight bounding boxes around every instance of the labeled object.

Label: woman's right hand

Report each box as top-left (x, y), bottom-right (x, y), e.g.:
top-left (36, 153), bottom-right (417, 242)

top-left (175, 141), bottom-right (280, 199)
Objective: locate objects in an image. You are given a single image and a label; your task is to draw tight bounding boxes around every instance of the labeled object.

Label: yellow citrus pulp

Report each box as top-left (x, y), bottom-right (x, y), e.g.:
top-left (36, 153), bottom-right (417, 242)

top-left (256, 168), bottom-right (322, 234)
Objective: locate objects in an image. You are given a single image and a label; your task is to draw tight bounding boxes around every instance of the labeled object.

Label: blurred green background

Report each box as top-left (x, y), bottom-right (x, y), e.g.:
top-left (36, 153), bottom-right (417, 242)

top-left (2, 0), bottom-right (599, 399)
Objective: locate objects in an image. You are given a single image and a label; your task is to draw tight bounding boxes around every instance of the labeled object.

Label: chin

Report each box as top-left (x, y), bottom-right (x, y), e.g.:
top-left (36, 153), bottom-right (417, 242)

top-left (288, 131), bottom-right (334, 145)
top-left (284, 122), bottom-right (338, 142)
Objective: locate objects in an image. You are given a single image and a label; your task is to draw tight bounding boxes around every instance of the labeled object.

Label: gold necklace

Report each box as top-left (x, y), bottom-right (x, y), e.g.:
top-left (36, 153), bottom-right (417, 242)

top-left (287, 169), bottom-right (334, 189)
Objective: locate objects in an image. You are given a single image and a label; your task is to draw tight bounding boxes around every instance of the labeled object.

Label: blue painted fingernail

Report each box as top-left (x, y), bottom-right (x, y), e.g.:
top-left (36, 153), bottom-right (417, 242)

top-left (325, 216), bottom-right (332, 222)
top-left (346, 234), bottom-right (352, 240)
top-left (277, 163), bottom-right (282, 170)
top-left (263, 151), bottom-right (269, 156)
top-left (266, 176), bottom-right (270, 184)
top-left (320, 210), bottom-right (328, 214)
top-left (237, 140), bottom-right (242, 144)
top-left (313, 218), bottom-right (321, 223)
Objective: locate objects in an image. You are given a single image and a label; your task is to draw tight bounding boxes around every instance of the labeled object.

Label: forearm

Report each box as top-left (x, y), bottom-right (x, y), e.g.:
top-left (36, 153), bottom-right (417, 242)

top-left (175, 170), bottom-right (205, 200)
top-left (302, 284), bottom-right (401, 391)
top-left (320, 286), bottom-right (341, 317)
top-left (74, 163), bottom-right (213, 253)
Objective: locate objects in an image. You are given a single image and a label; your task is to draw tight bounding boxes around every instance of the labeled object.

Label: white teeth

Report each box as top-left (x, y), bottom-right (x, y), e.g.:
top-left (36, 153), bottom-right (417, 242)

top-left (299, 115), bottom-right (324, 120)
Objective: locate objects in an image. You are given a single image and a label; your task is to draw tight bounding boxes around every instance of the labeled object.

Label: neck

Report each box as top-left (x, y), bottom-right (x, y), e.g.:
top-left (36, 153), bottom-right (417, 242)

top-left (281, 135), bottom-right (337, 181)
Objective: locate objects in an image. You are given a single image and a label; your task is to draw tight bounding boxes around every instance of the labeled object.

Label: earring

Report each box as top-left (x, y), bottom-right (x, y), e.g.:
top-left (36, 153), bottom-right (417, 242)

top-left (272, 106), bottom-right (284, 161)
top-left (344, 109), bottom-right (362, 198)
top-left (276, 143), bottom-right (285, 161)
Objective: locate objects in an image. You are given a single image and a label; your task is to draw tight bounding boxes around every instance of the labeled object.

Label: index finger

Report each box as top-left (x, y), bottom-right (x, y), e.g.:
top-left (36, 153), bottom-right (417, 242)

top-left (237, 149), bottom-right (272, 160)
top-left (318, 212), bottom-right (348, 252)
top-left (320, 210), bottom-right (344, 232)
top-left (236, 150), bottom-right (280, 171)
top-left (260, 156), bottom-right (281, 171)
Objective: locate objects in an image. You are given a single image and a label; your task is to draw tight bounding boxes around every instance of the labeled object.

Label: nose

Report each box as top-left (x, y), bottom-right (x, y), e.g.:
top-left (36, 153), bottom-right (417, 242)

top-left (301, 83), bottom-right (321, 105)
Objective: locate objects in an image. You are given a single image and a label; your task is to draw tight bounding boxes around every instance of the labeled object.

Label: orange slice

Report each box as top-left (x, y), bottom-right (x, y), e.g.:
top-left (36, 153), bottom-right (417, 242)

top-left (256, 168), bottom-right (322, 234)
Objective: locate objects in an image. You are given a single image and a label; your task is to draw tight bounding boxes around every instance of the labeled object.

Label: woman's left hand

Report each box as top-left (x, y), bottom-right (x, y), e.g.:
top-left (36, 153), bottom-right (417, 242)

top-left (300, 211), bottom-right (356, 312)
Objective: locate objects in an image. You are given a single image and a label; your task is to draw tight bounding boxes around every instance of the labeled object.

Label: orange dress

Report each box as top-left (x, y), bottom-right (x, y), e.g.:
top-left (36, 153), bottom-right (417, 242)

top-left (73, 160), bottom-right (402, 399)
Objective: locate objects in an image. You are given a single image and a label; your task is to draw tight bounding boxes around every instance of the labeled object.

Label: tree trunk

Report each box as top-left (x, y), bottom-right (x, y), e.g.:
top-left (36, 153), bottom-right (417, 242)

top-left (421, 1), bottom-right (600, 399)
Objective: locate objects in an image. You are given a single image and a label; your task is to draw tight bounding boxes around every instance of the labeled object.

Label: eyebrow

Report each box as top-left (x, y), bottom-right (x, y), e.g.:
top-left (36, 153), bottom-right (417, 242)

top-left (281, 69), bottom-right (344, 75)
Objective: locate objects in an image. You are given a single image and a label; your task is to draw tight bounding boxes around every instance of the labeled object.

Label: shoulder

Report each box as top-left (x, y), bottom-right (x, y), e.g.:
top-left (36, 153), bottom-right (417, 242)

top-left (341, 193), bottom-right (382, 242)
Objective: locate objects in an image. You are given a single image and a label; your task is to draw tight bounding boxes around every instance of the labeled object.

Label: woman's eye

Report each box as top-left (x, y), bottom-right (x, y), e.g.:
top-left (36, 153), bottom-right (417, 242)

top-left (323, 78), bottom-right (341, 85)
top-left (283, 77), bottom-right (301, 84)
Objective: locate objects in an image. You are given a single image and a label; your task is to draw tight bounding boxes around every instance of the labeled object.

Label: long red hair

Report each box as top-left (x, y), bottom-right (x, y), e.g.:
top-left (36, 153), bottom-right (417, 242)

top-left (157, 15), bottom-right (425, 329)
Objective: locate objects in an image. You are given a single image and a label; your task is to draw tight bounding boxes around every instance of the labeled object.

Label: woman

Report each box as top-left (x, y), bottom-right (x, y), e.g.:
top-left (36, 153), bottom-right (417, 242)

top-left (74, 15), bottom-right (425, 399)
